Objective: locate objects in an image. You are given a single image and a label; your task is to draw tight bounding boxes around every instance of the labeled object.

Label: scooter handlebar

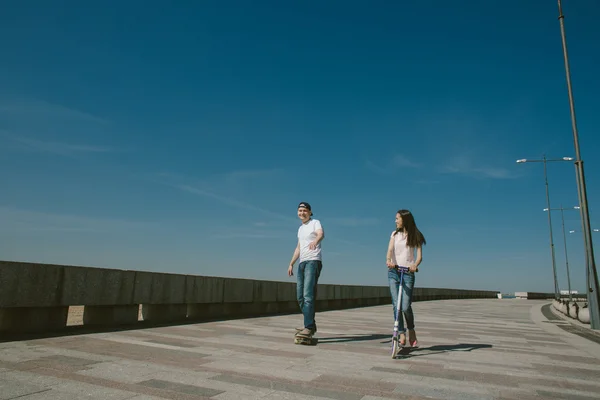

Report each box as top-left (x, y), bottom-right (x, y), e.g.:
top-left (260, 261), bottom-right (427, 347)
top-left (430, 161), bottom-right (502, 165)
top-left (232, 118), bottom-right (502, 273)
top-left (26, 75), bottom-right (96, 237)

top-left (393, 266), bottom-right (410, 273)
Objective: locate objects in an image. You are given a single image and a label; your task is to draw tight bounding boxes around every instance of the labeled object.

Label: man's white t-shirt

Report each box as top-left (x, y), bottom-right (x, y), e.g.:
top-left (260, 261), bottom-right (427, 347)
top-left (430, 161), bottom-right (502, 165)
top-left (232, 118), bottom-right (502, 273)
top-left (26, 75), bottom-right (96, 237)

top-left (298, 219), bottom-right (323, 263)
top-left (391, 230), bottom-right (415, 267)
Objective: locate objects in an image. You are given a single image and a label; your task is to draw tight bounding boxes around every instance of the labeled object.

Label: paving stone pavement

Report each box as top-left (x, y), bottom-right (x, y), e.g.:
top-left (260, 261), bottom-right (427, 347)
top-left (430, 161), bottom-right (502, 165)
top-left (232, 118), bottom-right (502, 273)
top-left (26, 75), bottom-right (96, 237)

top-left (1, 299), bottom-right (600, 399)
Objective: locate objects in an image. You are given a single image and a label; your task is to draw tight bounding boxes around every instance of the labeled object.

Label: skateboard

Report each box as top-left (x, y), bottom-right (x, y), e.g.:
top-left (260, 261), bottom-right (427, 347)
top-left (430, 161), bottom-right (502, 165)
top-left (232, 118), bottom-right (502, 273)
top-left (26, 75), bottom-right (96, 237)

top-left (294, 328), bottom-right (318, 345)
top-left (294, 334), bottom-right (318, 345)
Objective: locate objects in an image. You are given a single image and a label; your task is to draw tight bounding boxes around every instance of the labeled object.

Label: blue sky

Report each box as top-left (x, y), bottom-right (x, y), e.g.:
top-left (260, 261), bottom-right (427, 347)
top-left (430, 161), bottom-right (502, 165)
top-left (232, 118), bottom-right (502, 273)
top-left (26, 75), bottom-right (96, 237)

top-left (1, 0), bottom-right (599, 294)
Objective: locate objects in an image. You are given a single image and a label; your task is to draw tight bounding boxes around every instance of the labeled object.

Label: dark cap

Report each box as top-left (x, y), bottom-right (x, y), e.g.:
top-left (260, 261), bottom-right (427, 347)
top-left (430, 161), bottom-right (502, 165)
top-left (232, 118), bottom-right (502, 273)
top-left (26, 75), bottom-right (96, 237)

top-left (297, 202), bottom-right (311, 211)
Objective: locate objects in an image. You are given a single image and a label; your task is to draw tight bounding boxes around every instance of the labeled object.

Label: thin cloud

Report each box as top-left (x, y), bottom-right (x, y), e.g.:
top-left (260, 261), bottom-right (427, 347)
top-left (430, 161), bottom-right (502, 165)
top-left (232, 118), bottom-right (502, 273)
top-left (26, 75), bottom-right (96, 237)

top-left (222, 168), bottom-right (284, 183)
top-left (159, 168), bottom-right (284, 195)
top-left (177, 183), bottom-right (381, 229)
top-left (157, 172), bottom-right (368, 247)
top-left (211, 230), bottom-right (290, 240)
top-left (328, 236), bottom-right (368, 248)
top-left (471, 166), bottom-right (515, 179)
top-left (414, 179), bottom-right (441, 185)
top-left (0, 206), bottom-right (154, 234)
top-left (442, 165), bottom-right (516, 179)
top-left (2, 134), bottom-right (114, 156)
top-left (154, 170), bottom-right (296, 223)
top-left (175, 184), bottom-right (297, 223)
top-left (365, 160), bottom-right (389, 175)
top-left (328, 217), bottom-right (380, 227)
top-left (440, 156), bottom-right (518, 180)
top-left (392, 154), bottom-right (421, 168)
top-left (0, 99), bottom-right (108, 125)
top-left (366, 154), bottom-right (420, 175)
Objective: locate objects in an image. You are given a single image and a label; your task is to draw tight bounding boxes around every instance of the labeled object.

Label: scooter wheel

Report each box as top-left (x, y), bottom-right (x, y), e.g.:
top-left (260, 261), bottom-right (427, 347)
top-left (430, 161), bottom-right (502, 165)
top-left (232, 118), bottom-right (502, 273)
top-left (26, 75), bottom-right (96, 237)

top-left (391, 337), bottom-right (398, 358)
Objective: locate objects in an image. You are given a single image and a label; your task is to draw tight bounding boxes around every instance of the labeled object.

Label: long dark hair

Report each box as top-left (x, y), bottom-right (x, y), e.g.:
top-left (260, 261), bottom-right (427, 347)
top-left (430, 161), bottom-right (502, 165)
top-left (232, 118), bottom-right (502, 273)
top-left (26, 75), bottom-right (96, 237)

top-left (393, 209), bottom-right (426, 248)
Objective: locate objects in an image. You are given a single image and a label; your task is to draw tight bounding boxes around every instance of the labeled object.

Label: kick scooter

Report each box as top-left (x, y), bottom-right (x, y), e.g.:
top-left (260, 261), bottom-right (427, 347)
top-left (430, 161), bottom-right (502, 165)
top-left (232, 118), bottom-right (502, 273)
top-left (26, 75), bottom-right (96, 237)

top-left (391, 265), bottom-right (409, 358)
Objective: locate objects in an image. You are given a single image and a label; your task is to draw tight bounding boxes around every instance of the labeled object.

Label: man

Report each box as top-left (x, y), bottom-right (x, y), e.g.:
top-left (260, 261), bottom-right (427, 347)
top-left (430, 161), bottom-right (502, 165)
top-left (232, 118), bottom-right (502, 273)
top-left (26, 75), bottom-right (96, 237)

top-left (288, 201), bottom-right (324, 337)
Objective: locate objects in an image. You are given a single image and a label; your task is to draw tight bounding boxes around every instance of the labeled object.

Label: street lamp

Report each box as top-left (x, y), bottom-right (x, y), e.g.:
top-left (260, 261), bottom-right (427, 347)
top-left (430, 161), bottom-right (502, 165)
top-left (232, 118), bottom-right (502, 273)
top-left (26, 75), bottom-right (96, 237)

top-left (557, 0), bottom-right (600, 330)
top-left (568, 228), bottom-right (599, 305)
top-left (544, 205), bottom-right (580, 301)
top-left (516, 156), bottom-right (573, 299)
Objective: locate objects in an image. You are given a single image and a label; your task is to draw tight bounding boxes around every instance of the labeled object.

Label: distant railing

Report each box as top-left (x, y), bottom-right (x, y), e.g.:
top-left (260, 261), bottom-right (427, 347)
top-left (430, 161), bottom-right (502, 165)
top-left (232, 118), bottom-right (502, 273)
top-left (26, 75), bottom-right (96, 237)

top-left (0, 261), bottom-right (500, 334)
top-left (514, 291), bottom-right (587, 301)
top-left (515, 292), bottom-right (556, 299)
top-left (552, 299), bottom-right (591, 324)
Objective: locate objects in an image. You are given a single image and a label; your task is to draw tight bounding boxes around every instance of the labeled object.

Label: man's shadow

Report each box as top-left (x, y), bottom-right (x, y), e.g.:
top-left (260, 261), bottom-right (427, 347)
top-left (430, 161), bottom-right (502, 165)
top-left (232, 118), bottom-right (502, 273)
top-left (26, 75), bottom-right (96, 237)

top-left (318, 334), bottom-right (390, 343)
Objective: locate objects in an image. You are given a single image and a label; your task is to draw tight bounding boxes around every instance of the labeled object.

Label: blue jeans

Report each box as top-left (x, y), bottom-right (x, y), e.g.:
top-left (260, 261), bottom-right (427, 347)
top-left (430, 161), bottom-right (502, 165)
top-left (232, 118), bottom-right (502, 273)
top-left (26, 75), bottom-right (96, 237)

top-left (297, 260), bottom-right (322, 330)
top-left (388, 267), bottom-right (415, 333)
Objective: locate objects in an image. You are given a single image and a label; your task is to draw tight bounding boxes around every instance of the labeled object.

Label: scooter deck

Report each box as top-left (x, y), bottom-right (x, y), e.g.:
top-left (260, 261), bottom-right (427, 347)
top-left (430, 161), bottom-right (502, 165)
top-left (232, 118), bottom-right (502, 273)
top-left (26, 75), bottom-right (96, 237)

top-left (395, 346), bottom-right (412, 357)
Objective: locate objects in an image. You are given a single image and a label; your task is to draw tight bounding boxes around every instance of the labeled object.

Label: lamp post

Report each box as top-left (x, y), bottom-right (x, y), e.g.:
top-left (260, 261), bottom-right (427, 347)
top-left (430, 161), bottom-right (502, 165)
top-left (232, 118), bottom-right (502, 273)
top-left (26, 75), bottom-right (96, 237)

top-left (557, 0), bottom-right (600, 330)
top-left (516, 156), bottom-right (573, 299)
top-left (569, 228), bottom-right (599, 302)
top-left (544, 205), bottom-right (580, 301)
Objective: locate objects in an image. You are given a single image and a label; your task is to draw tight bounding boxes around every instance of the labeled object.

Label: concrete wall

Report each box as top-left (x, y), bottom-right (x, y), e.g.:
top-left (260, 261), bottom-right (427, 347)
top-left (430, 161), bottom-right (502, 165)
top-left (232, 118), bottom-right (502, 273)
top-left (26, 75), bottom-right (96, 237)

top-left (0, 261), bottom-right (499, 333)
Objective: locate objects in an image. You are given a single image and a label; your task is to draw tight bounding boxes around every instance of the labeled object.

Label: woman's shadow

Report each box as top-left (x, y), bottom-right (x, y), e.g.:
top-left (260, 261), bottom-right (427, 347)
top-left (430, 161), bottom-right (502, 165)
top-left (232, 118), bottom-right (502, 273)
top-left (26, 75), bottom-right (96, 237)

top-left (317, 334), bottom-right (492, 359)
top-left (393, 342), bottom-right (493, 359)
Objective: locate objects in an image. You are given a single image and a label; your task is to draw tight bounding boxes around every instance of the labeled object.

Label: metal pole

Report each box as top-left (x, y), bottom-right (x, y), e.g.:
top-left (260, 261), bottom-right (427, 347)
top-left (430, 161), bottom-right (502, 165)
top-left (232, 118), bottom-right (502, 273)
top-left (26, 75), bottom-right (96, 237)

top-left (572, 163), bottom-right (590, 302)
top-left (560, 205), bottom-right (572, 301)
top-left (557, 0), bottom-right (600, 329)
top-left (543, 155), bottom-right (560, 299)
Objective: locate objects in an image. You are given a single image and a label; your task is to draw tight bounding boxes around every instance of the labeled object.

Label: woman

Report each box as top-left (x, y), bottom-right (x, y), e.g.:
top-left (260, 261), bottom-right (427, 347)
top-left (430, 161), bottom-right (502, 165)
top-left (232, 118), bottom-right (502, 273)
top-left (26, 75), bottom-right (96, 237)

top-left (386, 209), bottom-right (426, 347)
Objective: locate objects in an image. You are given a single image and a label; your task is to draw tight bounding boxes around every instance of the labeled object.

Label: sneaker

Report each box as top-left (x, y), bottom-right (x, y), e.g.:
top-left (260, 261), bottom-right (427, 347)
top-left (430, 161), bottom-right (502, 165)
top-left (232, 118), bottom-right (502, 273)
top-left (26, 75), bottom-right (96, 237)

top-left (296, 328), bottom-right (314, 337)
top-left (295, 326), bottom-right (317, 333)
